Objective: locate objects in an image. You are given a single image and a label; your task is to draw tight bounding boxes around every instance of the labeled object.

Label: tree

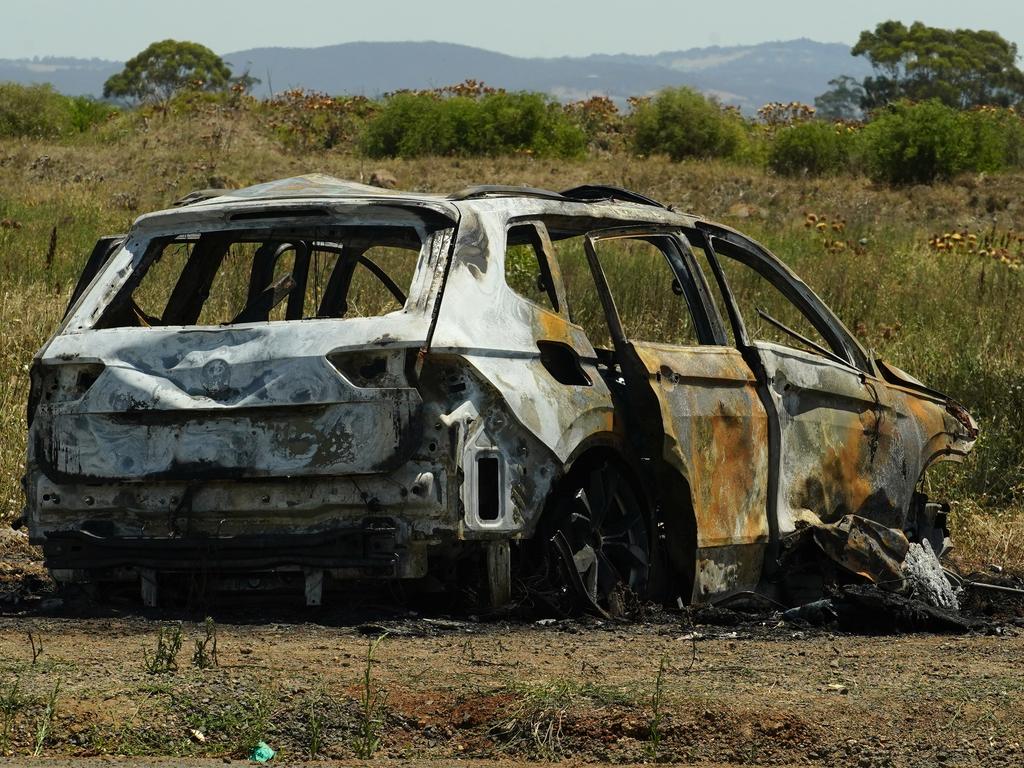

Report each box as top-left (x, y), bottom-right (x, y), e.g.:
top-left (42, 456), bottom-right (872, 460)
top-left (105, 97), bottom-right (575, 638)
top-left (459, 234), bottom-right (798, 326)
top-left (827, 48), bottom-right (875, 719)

top-left (814, 76), bottom-right (866, 120)
top-left (851, 21), bottom-right (1024, 110)
top-left (103, 40), bottom-right (233, 105)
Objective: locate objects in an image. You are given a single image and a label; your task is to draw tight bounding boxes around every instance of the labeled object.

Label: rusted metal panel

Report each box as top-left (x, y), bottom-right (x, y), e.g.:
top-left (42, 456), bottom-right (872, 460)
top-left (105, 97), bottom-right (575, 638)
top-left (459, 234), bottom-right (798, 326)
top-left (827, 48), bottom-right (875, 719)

top-left (758, 342), bottom-right (977, 539)
top-left (633, 345), bottom-right (771, 600)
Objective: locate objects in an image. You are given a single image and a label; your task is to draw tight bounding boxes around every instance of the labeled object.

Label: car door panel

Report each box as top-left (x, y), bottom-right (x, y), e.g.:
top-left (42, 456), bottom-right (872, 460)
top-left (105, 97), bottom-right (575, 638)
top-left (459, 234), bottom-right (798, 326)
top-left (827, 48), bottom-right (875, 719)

top-left (754, 342), bottom-right (907, 534)
top-left (583, 229), bottom-right (771, 602)
top-left (699, 226), bottom-right (912, 541)
top-left (633, 344), bottom-right (770, 601)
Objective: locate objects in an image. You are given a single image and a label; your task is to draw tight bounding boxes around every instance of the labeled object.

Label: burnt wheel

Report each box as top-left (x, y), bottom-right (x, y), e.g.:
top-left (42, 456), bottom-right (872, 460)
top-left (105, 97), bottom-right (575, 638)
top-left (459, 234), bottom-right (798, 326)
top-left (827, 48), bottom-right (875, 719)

top-left (543, 460), bottom-right (651, 615)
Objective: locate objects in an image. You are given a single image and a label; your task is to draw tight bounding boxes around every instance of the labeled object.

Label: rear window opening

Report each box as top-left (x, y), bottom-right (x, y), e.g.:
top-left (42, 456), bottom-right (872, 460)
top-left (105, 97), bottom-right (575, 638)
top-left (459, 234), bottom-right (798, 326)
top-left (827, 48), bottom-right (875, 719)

top-left (96, 225), bottom-right (426, 328)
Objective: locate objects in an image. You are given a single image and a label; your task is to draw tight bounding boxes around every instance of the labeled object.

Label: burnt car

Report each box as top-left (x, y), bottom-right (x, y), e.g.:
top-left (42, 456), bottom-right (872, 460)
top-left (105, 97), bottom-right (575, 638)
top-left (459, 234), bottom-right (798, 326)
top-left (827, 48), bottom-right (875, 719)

top-left (22, 175), bottom-right (978, 610)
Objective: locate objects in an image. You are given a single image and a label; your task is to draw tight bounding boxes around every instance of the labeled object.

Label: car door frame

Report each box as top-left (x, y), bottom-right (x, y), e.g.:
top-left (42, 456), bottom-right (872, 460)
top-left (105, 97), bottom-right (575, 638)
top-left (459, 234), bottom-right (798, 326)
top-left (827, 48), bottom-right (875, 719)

top-left (689, 222), bottom-right (911, 557)
top-left (582, 225), bottom-right (773, 601)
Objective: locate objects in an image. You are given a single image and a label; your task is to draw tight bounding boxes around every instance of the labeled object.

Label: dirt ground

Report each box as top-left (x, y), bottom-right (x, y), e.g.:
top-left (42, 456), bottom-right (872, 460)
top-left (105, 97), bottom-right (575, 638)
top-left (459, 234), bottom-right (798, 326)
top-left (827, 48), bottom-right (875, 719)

top-left (1, 578), bottom-right (1023, 768)
top-left (2, 527), bottom-right (1024, 767)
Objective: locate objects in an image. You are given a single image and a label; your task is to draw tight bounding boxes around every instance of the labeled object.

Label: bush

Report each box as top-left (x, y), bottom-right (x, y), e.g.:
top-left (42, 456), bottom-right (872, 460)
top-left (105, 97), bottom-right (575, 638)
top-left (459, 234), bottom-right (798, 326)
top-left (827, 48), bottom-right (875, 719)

top-left (0, 83), bottom-right (73, 138)
top-left (961, 107), bottom-right (1024, 170)
top-left (563, 96), bottom-right (624, 152)
top-left (768, 120), bottom-right (851, 177)
top-left (628, 87), bottom-right (745, 161)
top-left (860, 100), bottom-right (972, 184)
top-left (261, 89), bottom-right (379, 152)
top-left (361, 91), bottom-right (586, 159)
top-left (66, 96), bottom-right (118, 133)
top-left (0, 83), bottom-right (117, 138)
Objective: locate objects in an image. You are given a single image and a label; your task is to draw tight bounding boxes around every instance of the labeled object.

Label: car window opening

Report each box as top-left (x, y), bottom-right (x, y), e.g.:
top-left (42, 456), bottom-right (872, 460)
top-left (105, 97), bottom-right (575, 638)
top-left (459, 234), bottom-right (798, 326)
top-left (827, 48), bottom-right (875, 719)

top-left (711, 241), bottom-right (851, 363)
top-left (96, 225), bottom-right (426, 329)
top-left (589, 235), bottom-right (702, 348)
top-left (505, 223), bottom-right (560, 314)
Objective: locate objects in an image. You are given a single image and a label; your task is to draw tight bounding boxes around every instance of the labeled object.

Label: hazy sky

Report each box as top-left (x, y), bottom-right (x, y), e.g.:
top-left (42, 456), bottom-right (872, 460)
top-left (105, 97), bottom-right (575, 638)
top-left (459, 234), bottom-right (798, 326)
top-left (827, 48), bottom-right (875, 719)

top-left (3, 0), bottom-right (1023, 60)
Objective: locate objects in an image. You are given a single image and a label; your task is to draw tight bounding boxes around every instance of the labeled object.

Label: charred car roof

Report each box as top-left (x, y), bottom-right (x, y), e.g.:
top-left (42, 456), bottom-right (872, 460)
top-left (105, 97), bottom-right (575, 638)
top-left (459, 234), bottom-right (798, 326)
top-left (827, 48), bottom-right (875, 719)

top-left (153, 173), bottom-right (701, 230)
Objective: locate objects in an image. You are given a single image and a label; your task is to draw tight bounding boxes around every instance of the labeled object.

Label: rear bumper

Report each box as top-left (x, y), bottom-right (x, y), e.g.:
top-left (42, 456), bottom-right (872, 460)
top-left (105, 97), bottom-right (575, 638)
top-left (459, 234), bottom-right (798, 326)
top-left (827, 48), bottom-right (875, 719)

top-left (41, 519), bottom-right (412, 577)
top-left (26, 459), bottom-right (458, 584)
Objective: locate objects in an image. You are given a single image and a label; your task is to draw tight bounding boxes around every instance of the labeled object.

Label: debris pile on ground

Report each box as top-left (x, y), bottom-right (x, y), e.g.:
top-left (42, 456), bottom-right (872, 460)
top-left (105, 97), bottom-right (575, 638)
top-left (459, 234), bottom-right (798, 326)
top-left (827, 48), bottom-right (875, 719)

top-left (831, 584), bottom-right (976, 633)
top-left (0, 527), bottom-right (51, 608)
top-left (763, 513), bottom-right (1024, 634)
top-left (903, 539), bottom-right (960, 610)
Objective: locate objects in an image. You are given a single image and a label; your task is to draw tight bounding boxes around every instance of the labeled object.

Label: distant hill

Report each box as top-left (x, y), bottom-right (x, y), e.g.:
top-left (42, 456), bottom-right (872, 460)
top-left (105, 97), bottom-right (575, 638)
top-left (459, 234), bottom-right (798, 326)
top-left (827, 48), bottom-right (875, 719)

top-left (0, 56), bottom-right (120, 96)
top-left (0, 39), bottom-right (872, 111)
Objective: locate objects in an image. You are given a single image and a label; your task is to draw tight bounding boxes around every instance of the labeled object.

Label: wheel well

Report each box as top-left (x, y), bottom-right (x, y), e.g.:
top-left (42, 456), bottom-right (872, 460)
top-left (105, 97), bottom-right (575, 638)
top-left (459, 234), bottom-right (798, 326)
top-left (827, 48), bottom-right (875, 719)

top-left (524, 441), bottom-right (701, 603)
top-left (520, 445), bottom-right (645, 539)
top-left (550, 445), bottom-right (699, 602)
top-left (562, 446), bottom-right (651, 519)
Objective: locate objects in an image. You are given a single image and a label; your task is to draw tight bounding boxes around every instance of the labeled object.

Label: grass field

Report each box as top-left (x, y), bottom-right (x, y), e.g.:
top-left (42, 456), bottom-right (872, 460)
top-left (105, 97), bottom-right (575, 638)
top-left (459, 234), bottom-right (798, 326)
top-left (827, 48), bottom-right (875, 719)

top-left (1, 104), bottom-right (1022, 570)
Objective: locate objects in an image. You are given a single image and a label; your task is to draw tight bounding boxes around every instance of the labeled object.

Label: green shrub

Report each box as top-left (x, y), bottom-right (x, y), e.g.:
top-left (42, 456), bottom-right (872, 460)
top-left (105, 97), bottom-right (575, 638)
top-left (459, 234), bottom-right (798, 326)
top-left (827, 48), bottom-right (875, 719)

top-left (0, 83), bottom-right (72, 138)
top-left (361, 91), bottom-right (586, 159)
top-left (66, 96), bottom-right (118, 133)
top-left (0, 84), bottom-right (117, 138)
top-left (860, 100), bottom-right (972, 184)
top-left (768, 120), bottom-right (852, 177)
top-left (628, 87), bottom-right (745, 161)
top-left (860, 100), bottom-right (1024, 184)
top-left (961, 108), bottom-right (1024, 170)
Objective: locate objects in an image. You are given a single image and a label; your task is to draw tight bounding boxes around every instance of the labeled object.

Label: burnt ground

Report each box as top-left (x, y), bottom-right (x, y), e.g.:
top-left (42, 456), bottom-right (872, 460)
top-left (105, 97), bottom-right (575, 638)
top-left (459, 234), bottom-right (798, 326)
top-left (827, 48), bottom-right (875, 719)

top-left (2, 531), bottom-right (1024, 767)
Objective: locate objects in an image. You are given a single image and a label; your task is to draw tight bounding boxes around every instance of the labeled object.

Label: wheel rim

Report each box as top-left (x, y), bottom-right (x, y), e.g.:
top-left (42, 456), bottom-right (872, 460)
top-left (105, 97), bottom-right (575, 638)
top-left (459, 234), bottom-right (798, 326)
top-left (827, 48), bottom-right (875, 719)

top-left (554, 462), bottom-right (650, 609)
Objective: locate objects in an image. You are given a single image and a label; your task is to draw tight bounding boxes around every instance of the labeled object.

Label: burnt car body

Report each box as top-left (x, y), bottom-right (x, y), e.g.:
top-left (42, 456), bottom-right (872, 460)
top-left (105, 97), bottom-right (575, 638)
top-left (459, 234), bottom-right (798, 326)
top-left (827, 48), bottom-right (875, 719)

top-left (22, 176), bottom-right (978, 609)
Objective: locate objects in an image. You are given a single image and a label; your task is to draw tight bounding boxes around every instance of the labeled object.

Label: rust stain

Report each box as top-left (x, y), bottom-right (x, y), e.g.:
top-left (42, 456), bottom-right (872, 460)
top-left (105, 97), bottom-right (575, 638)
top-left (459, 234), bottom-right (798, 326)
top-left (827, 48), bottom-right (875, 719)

top-left (818, 436), bottom-right (873, 521)
top-left (533, 305), bottom-right (576, 346)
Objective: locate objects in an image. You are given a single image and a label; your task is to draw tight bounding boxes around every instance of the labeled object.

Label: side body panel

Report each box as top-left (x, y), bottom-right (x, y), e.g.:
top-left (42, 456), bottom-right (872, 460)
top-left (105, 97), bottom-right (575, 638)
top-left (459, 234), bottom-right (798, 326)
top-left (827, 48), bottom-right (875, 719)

top-left (633, 345), bottom-right (770, 600)
top-left (698, 222), bottom-right (978, 546)
top-left (754, 343), bottom-right (908, 534)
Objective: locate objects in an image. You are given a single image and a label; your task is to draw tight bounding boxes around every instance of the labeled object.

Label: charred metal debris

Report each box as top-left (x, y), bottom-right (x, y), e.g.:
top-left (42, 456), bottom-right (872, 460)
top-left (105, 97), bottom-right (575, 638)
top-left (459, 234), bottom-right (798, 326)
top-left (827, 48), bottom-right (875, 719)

top-left (19, 175), bottom-right (980, 614)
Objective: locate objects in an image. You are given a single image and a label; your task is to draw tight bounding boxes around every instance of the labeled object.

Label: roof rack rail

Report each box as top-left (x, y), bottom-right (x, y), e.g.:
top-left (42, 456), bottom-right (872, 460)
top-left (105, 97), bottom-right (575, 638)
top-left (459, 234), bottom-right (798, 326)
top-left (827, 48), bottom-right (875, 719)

top-left (560, 185), bottom-right (665, 208)
top-left (172, 188), bottom-right (234, 207)
top-left (448, 184), bottom-right (566, 202)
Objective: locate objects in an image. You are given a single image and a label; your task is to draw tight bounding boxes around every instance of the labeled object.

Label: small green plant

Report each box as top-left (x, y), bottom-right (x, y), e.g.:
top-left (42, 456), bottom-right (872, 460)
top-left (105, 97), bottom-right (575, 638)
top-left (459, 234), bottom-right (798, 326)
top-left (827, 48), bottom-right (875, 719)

top-left (647, 654), bottom-right (669, 762)
top-left (191, 617), bottom-right (218, 669)
top-left (176, 687), bottom-right (274, 758)
top-left (1, 678), bottom-right (27, 752)
top-left (238, 692), bottom-right (272, 758)
top-left (306, 697), bottom-right (324, 758)
top-left (490, 678), bottom-right (631, 759)
top-left (143, 624), bottom-right (183, 674)
top-left (27, 632), bottom-right (43, 665)
top-left (353, 633), bottom-right (388, 759)
top-left (32, 678), bottom-right (60, 757)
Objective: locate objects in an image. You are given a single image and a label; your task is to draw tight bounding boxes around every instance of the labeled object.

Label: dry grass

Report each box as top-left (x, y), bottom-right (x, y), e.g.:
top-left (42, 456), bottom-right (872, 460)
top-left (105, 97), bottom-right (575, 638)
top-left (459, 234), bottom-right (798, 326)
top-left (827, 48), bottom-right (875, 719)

top-left (950, 500), bottom-right (1024, 574)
